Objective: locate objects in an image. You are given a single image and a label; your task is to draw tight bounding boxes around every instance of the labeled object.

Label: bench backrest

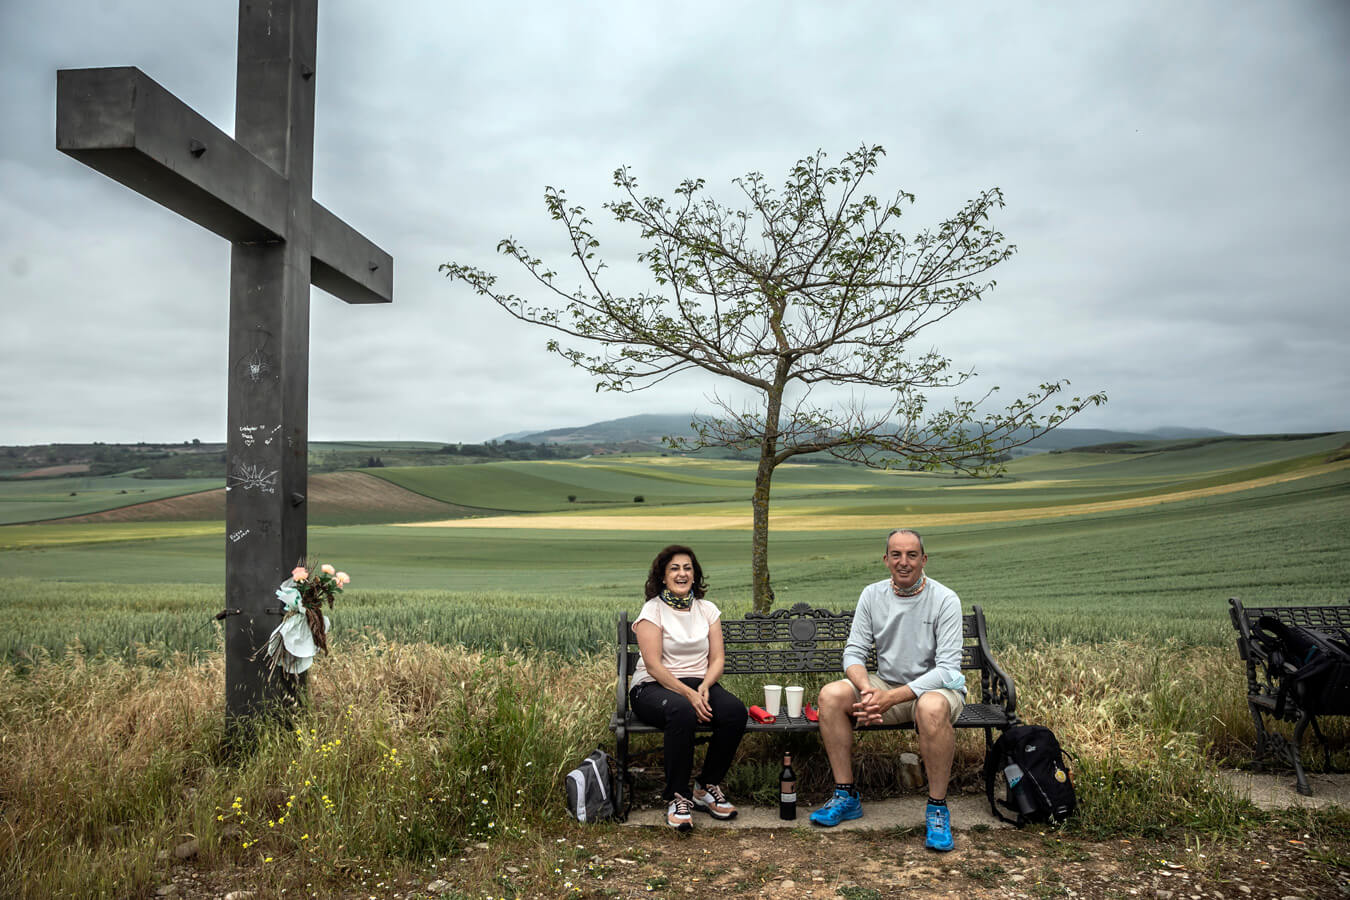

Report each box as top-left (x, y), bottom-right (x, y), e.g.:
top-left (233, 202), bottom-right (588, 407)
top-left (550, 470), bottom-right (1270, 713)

top-left (1229, 597), bottom-right (1350, 695)
top-left (1229, 597), bottom-right (1350, 659)
top-left (618, 601), bottom-right (995, 680)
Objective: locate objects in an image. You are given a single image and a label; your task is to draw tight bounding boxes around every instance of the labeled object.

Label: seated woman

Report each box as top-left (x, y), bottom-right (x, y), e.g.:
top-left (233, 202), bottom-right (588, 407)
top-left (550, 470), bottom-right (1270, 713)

top-left (629, 544), bottom-right (747, 831)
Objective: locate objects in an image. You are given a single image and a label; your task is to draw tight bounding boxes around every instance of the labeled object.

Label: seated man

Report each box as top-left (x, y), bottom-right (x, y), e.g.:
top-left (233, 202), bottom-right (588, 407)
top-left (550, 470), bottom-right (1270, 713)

top-left (809, 528), bottom-right (967, 851)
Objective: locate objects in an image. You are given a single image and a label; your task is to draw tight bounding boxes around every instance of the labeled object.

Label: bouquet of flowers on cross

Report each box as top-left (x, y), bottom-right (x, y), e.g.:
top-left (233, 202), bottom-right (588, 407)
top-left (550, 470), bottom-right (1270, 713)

top-left (261, 562), bottom-right (350, 676)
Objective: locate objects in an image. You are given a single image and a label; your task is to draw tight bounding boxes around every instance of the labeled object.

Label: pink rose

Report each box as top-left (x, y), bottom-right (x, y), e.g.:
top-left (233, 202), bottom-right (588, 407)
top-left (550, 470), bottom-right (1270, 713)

top-left (292, 566), bottom-right (309, 582)
top-left (335, 572), bottom-right (350, 587)
top-left (321, 563), bottom-right (336, 576)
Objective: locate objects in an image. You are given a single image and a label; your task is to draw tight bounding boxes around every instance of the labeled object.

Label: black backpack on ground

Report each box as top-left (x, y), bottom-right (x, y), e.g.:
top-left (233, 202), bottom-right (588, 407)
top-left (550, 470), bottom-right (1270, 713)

top-left (984, 724), bottom-right (1076, 826)
top-left (1251, 616), bottom-right (1350, 717)
top-left (565, 748), bottom-right (620, 823)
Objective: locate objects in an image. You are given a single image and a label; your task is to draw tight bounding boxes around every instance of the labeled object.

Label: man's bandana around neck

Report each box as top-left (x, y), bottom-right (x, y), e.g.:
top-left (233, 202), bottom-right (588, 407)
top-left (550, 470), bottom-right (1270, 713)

top-left (891, 574), bottom-right (927, 598)
top-left (660, 588), bottom-right (694, 610)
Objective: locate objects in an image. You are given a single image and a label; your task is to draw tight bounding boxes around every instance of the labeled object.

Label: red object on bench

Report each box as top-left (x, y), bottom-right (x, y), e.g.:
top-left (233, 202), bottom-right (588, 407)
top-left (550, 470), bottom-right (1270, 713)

top-left (748, 705), bottom-right (776, 724)
top-left (803, 702), bottom-right (819, 722)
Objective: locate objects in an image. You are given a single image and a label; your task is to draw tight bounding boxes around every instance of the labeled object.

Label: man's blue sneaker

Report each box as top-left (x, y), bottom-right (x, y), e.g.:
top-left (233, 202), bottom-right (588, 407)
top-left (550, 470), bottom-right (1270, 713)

top-left (809, 788), bottom-right (863, 826)
top-left (925, 802), bottom-right (954, 851)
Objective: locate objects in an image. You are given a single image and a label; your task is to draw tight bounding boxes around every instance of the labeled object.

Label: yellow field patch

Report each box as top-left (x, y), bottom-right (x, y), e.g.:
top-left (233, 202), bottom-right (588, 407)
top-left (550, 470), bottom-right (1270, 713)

top-left (947, 478), bottom-right (1072, 489)
top-left (395, 459), bottom-right (1348, 532)
top-left (0, 522), bottom-right (222, 550)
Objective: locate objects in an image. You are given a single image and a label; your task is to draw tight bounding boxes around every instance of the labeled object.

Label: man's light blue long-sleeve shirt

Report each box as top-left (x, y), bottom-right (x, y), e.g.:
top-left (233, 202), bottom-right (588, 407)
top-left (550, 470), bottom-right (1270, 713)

top-left (842, 576), bottom-right (967, 696)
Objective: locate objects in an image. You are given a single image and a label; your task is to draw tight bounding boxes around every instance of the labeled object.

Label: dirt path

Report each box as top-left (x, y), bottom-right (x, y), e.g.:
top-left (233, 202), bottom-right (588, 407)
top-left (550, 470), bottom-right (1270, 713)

top-left (149, 776), bottom-right (1350, 899)
top-left (154, 822), bottom-right (1348, 899)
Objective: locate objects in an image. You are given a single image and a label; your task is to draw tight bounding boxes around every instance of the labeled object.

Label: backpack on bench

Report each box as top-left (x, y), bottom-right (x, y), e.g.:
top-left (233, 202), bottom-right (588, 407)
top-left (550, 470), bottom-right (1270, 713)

top-left (1252, 616), bottom-right (1350, 717)
top-left (984, 724), bottom-right (1076, 827)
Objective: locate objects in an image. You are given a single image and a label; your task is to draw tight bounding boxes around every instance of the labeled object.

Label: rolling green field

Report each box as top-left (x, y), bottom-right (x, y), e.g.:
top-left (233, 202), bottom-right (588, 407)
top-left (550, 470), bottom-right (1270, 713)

top-left (367, 454), bottom-right (932, 512)
top-left (1, 432), bottom-right (1346, 661)
top-left (0, 475), bottom-right (221, 525)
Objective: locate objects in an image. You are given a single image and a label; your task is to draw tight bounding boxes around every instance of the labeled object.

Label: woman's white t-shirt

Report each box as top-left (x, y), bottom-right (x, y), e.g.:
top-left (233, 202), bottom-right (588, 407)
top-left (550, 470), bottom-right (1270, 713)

top-left (629, 596), bottom-right (722, 689)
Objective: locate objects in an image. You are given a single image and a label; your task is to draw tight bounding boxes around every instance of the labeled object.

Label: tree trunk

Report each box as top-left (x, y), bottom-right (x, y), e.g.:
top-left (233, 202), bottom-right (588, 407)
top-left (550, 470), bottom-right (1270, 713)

top-left (750, 453), bottom-right (775, 613)
top-left (750, 373), bottom-right (787, 613)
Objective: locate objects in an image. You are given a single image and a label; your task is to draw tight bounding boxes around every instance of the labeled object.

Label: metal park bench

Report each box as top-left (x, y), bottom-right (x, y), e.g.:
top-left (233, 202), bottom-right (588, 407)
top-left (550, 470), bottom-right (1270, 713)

top-left (608, 602), bottom-right (1019, 814)
top-left (1229, 597), bottom-right (1350, 795)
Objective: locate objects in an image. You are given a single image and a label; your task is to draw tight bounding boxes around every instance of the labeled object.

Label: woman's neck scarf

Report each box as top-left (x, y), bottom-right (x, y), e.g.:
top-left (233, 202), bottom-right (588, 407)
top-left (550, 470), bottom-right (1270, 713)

top-left (660, 588), bottom-right (694, 611)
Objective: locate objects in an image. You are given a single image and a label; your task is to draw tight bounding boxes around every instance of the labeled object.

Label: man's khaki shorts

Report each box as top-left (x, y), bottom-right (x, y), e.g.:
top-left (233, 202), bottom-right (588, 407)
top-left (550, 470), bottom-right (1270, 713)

top-left (849, 673), bottom-right (964, 726)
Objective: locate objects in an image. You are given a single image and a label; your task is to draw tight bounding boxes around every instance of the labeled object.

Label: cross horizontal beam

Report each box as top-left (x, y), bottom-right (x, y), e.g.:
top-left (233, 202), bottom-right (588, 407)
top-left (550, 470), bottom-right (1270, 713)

top-left (56, 66), bottom-right (391, 305)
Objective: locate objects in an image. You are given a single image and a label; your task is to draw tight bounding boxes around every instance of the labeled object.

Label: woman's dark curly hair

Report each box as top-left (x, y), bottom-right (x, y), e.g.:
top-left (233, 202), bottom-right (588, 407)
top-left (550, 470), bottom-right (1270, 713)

top-left (644, 544), bottom-right (708, 600)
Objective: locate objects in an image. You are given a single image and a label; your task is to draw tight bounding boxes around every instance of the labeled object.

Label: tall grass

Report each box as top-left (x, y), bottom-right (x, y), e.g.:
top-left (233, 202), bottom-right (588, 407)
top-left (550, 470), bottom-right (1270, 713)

top-left (0, 642), bottom-right (610, 898)
top-left (3, 639), bottom-right (1347, 898)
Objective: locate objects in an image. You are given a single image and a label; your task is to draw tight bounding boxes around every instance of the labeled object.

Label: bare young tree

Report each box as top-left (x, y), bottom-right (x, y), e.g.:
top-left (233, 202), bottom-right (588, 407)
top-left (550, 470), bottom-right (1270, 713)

top-left (443, 145), bottom-right (1104, 612)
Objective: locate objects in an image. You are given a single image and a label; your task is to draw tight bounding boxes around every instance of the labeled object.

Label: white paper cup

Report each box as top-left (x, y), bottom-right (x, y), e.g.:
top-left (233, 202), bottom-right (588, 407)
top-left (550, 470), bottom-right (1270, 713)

top-left (785, 685), bottom-right (805, 718)
top-left (764, 684), bottom-right (782, 716)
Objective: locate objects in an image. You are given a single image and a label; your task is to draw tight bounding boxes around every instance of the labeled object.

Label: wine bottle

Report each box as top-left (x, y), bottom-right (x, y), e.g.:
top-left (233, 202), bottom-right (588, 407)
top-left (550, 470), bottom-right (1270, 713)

top-left (779, 752), bottom-right (797, 820)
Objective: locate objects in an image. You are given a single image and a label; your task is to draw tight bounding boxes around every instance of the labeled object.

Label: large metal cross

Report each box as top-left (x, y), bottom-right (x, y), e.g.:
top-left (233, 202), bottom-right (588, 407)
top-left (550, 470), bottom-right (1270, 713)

top-left (56, 0), bottom-right (392, 726)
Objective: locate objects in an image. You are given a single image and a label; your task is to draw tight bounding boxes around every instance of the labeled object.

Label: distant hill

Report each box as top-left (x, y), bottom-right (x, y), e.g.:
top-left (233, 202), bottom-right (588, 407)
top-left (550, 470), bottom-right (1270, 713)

top-left (1143, 426), bottom-right (1231, 440)
top-left (510, 414), bottom-right (698, 446)
top-left (505, 414), bottom-right (1229, 452)
top-left (1020, 427), bottom-right (1226, 451)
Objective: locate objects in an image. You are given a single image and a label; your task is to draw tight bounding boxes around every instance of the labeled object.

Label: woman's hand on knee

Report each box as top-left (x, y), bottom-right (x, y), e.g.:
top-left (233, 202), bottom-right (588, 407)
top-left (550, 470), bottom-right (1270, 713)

top-left (683, 684), bottom-right (712, 722)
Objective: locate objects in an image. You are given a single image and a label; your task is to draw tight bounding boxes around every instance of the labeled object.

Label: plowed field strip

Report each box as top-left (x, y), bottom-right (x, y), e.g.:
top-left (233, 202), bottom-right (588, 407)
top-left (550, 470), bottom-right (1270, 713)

top-left (18, 464), bottom-right (91, 478)
top-left (61, 471), bottom-right (466, 523)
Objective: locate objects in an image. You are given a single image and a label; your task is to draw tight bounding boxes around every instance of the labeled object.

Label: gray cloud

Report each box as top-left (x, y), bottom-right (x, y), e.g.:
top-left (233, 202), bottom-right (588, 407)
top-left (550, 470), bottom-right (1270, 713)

top-left (2, 0), bottom-right (1347, 444)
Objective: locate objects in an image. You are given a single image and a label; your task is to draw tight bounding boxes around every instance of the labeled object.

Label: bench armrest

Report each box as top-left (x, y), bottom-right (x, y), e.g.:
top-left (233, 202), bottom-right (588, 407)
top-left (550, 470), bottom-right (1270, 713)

top-left (1230, 596), bottom-right (1287, 699)
top-left (972, 605), bottom-right (1017, 722)
top-left (614, 611), bottom-right (634, 726)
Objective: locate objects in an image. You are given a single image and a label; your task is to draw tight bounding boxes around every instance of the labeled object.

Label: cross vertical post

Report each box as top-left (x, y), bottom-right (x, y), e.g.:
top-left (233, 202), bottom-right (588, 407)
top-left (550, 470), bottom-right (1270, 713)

top-left (224, 0), bottom-right (318, 723)
top-left (55, 0), bottom-right (393, 728)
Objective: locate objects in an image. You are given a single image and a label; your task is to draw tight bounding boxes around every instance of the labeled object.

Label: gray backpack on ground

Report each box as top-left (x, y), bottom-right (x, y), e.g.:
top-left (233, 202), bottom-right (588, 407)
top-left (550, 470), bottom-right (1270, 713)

top-left (565, 749), bottom-right (617, 823)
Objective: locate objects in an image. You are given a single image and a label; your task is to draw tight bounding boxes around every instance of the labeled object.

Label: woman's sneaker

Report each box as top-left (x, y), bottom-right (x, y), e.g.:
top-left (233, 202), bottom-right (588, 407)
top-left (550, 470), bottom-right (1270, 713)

top-left (666, 793), bottom-right (693, 832)
top-left (692, 783), bottom-right (738, 819)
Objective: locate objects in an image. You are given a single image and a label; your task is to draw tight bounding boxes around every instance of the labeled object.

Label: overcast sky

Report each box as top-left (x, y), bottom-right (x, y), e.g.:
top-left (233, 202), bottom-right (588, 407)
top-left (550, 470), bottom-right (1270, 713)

top-left (2, 1), bottom-right (1347, 444)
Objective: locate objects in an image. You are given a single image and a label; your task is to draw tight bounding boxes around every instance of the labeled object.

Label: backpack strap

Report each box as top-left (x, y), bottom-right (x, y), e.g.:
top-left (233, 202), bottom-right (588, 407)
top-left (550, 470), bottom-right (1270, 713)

top-left (1254, 616), bottom-right (1307, 717)
top-left (1263, 620), bottom-right (1350, 717)
top-left (984, 732), bottom-right (1022, 826)
top-left (618, 762), bottom-right (634, 822)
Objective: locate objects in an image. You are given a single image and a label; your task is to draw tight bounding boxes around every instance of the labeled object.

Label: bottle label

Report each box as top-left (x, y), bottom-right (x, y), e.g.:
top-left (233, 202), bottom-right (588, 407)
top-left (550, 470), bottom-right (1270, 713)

top-left (780, 792), bottom-right (797, 803)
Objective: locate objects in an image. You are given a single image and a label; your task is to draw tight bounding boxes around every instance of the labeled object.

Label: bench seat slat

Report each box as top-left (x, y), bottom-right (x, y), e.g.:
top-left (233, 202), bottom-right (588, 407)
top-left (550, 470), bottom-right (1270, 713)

top-left (611, 700), bottom-right (1012, 736)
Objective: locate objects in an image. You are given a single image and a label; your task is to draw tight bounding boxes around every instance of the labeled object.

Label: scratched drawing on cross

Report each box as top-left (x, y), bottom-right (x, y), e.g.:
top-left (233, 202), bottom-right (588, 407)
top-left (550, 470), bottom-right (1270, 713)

top-left (227, 463), bottom-right (279, 493)
top-left (237, 346), bottom-right (275, 384)
top-left (238, 424), bottom-right (282, 447)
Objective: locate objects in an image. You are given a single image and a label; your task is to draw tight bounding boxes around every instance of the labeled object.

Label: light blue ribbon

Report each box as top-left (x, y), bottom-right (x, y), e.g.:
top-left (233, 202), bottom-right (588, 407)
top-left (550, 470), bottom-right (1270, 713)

top-left (265, 578), bottom-right (327, 674)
